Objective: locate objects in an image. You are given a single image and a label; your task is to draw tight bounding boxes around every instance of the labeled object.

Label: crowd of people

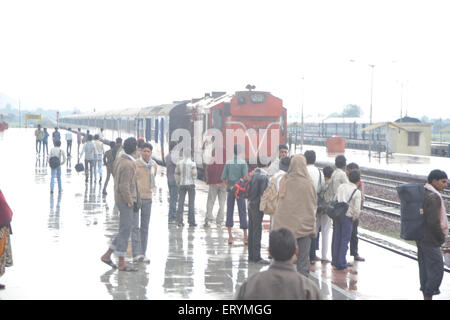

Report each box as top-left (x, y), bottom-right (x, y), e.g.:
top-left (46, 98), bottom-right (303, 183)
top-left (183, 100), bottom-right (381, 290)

top-left (28, 125), bottom-right (448, 300)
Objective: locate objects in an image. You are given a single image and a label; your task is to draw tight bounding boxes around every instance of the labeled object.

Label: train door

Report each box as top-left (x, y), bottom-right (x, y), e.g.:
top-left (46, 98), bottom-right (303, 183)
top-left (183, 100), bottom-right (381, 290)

top-left (145, 118), bottom-right (152, 142)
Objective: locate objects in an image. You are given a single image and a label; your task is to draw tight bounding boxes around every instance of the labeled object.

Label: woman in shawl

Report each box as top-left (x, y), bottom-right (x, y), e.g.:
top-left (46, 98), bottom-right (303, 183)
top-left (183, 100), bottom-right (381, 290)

top-left (0, 189), bottom-right (13, 290)
top-left (273, 154), bottom-right (317, 277)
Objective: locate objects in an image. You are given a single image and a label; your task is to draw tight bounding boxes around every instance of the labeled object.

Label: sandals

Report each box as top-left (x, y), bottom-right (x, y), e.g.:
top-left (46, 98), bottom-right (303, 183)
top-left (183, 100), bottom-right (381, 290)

top-left (118, 266), bottom-right (138, 272)
top-left (101, 258), bottom-right (117, 269)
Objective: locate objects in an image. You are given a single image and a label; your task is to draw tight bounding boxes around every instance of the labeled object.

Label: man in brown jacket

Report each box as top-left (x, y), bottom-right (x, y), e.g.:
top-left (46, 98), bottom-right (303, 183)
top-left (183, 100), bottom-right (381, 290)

top-left (101, 137), bottom-right (138, 272)
top-left (236, 228), bottom-right (322, 300)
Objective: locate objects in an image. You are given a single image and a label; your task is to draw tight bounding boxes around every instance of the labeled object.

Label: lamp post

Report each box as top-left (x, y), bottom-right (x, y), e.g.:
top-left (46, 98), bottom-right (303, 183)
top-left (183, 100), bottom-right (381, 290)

top-left (368, 64), bottom-right (375, 160)
top-left (301, 76), bottom-right (305, 153)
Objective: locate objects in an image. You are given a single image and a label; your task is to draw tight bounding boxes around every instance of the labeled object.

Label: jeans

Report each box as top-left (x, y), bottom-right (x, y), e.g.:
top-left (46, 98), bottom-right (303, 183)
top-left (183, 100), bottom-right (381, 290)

top-left (94, 155), bottom-right (103, 181)
top-left (110, 202), bottom-right (134, 257)
top-left (103, 167), bottom-right (112, 193)
top-left (85, 159), bottom-right (95, 182)
top-left (43, 141), bottom-right (48, 154)
top-left (66, 140), bottom-right (72, 156)
top-left (50, 166), bottom-right (62, 192)
top-left (168, 180), bottom-right (178, 222)
top-left (296, 236), bottom-right (312, 277)
top-left (331, 216), bottom-right (353, 269)
top-left (350, 218), bottom-right (359, 257)
top-left (36, 139), bottom-right (42, 153)
top-left (416, 241), bottom-right (444, 296)
top-left (248, 203), bottom-right (264, 261)
top-left (131, 199), bottom-right (152, 257)
top-left (225, 191), bottom-right (247, 229)
top-left (177, 185), bottom-right (196, 225)
top-left (205, 184), bottom-right (227, 224)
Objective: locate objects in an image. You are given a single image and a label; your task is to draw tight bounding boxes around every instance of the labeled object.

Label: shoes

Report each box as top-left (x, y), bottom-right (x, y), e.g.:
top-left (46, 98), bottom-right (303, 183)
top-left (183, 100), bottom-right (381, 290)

top-left (255, 259), bottom-right (270, 265)
top-left (203, 222), bottom-right (210, 228)
top-left (189, 223), bottom-right (197, 227)
top-left (168, 220), bottom-right (178, 225)
top-left (118, 266), bottom-right (138, 272)
top-left (310, 257), bottom-right (321, 263)
top-left (228, 238), bottom-right (233, 245)
top-left (101, 258), bottom-right (117, 269)
top-left (347, 262), bottom-right (354, 267)
top-left (177, 222), bottom-right (185, 227)
top-left (321, 259), bottom-right (331, 263)
top-left (354, 255), bottom-right (365, 262)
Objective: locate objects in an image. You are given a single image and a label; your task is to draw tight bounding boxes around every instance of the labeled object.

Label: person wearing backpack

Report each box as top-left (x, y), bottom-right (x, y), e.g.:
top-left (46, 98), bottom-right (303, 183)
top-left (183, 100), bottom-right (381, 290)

top-left (52, 127), bottom-right (61, 147)
top-left (418, 169), bottom-right (448, 300)
top-left (331, 170), bottom-right (361, 272)
top-left (247, 157), bottom-right (270, 264)
top-left (222, 145), bottom-right (249, 245)
top-left (49, 140), bottom-right (66, 194)
top-left (304, 150), bottom-right (325, 264)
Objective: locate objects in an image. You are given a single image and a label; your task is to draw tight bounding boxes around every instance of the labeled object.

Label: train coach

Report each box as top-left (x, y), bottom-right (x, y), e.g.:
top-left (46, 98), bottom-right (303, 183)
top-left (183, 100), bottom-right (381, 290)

top-left (59, 89), bottom-right (287, 167)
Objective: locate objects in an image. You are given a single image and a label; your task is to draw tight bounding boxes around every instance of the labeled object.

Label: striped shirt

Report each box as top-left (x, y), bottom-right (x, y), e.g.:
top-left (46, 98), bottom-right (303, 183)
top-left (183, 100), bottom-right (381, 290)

top-left (175, 157), bottom-right (197, 186)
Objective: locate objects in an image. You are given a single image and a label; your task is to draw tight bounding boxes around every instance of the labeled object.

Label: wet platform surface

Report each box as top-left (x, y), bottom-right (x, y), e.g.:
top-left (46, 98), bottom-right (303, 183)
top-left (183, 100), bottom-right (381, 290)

top-left (0, 128), bottom-right (449, 300)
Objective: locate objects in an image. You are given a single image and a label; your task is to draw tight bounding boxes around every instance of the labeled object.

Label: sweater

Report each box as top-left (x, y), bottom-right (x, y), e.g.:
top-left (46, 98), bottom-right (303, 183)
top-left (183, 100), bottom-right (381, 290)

top-left (136, 158), bottom-right (155, 200)
top-left (113, 154), bottom-right (137, 205)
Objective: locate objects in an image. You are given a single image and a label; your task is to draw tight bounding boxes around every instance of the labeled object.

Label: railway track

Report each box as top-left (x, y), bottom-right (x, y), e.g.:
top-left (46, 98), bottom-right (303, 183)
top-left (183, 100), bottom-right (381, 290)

top-left (362, 174), bottom-right (450, 201)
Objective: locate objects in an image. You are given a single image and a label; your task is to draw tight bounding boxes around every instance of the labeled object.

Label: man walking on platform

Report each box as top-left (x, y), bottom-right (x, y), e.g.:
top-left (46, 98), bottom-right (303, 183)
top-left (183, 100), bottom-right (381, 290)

top-left (65, 128), bottom-right (73, 157)
top-left (204, 147), bottom-right (226, 227)
top-left (102, 141), bottom-right (115, 195)
top-left (132, 142), bottom-right (155, 264)
top-left (165, 141), bottom-right (179, 225)
top-left (101, 137), bottom-right (138, 272)
top-left (93, 134), bottom-right (104, 183)
top-left (79, 134), bottom-right (98, 183)
top-left (49, 140), bottom-right (66, 194)
top-left (175, 148), bottom-right (197, 227)
top-left (76, 128), bottom-right (82, 155)
top-left (52, 127), bottom-right (61, 147)
top-left (34, 125), bottom-right (44, 154)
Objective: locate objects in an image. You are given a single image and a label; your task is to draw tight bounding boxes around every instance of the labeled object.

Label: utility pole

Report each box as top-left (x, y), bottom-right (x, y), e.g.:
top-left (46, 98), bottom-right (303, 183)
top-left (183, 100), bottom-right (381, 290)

top-left (301, 76), bottom-right (305, 153)
top-left (368, 64), bottom-right (375, 160)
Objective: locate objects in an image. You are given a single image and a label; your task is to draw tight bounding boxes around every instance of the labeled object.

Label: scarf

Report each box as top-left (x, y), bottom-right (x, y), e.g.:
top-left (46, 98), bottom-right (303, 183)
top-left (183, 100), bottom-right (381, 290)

top-left (424, 183), bottom-right (449, 238)
top-left (0, 190), bottom-right (13, 228)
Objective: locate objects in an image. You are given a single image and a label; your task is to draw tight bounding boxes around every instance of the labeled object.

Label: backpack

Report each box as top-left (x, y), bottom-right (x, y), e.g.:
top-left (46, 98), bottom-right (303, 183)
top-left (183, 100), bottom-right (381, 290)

top-left (231, 169), bottom-right (255, 199)
top-left (316, 168), bottom-right (326, 213)
top-left (259, 175), bottom-right (280, 215)
top-left (49, 150), bottom-right (62, 169)
top-left (396, 183), bottom-right (425, 241)
top-left (326, 188), bottom-right (358, 222)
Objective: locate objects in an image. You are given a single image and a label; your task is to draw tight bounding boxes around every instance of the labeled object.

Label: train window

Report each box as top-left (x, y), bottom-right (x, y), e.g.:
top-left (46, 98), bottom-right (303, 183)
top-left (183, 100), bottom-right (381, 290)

top-left (250, 93), bottom-right (265, 103)
top-left (238, 96), bottom-right (246, 105)
top-left (408, 132), bottom-right (420, 146)
top-left (211, 109), bottom-right (222, 130)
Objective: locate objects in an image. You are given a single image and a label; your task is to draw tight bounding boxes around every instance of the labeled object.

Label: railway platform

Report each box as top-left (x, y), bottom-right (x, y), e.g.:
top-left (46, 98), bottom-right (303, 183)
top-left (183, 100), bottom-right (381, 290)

top-left (0, 128), bottom-right (449, 300)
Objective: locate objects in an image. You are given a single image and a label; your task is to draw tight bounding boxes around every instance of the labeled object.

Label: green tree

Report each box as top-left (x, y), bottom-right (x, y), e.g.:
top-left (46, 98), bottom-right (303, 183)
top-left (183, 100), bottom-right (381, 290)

top-left (342, 104), bottom-right (363, 117)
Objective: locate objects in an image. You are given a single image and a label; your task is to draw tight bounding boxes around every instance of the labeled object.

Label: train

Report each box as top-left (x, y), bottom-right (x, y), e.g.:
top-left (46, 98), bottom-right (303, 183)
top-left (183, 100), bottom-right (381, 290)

top-left (59, 89), bottom-right (287, 167)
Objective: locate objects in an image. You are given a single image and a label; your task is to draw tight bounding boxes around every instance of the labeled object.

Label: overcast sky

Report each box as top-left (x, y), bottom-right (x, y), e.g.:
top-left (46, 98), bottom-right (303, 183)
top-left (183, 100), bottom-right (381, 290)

top-left (1, 0), bottom-right (450, 121)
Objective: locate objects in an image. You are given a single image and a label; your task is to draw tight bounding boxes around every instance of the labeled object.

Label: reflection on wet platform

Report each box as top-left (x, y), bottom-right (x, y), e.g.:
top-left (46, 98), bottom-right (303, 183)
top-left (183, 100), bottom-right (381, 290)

top-left (1, 128), bottom-right (449, 300)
